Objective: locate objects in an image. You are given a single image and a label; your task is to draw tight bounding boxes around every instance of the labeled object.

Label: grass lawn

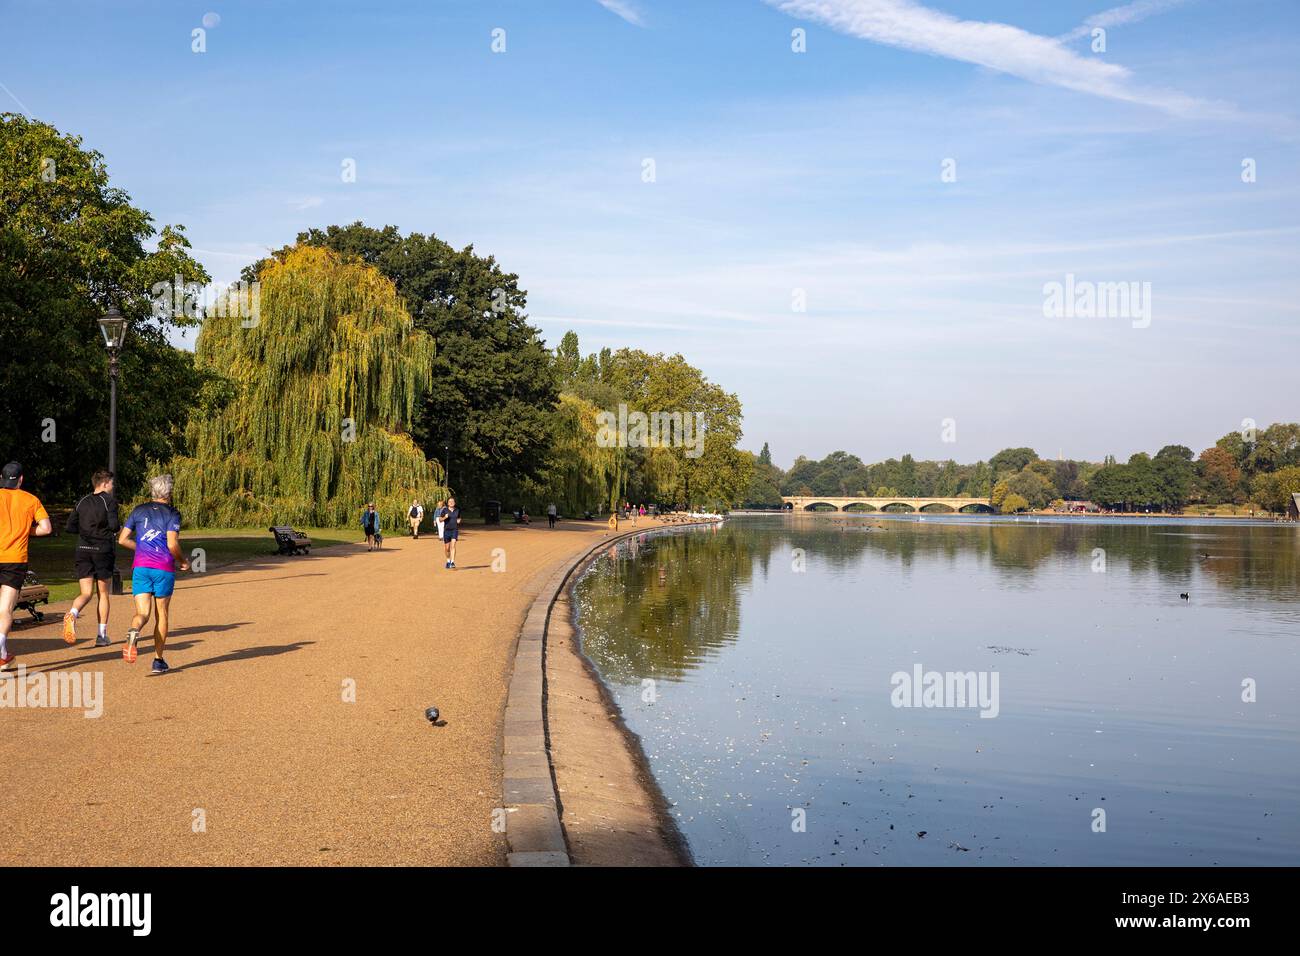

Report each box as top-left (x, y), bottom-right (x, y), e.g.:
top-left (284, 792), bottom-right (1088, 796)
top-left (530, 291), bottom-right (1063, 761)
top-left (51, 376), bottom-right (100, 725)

top-left (1182, 503), bottom-right (1269, 517)
top-left (24, 527), bottom-right (356, 603)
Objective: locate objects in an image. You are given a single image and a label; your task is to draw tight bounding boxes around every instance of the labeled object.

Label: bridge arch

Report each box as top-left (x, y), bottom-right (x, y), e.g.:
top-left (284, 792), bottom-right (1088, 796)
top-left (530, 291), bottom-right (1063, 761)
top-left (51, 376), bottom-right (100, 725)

top-left (842, 502), bottom-right (877, 513)
top-left (879, 502), bottom-right (916, 513)
top-left (958, 503), bottom-right (995, 514)
top-left (803, 501), bottom-right (839, 512)
top-left (919, 502), bottom-right (956, 513)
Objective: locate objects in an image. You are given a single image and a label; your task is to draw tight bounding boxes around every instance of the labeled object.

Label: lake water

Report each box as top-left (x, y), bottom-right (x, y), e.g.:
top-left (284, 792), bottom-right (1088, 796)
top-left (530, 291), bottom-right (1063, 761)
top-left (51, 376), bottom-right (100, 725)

top-left (571, 514), bottom-right (1300, 866)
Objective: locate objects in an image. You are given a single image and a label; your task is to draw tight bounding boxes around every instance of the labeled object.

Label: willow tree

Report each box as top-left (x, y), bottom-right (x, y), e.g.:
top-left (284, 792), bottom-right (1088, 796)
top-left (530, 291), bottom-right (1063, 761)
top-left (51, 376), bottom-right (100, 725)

top-left (169, 245), bottom-right (447, 530)
top-left (546, 393), bottom-right (626, 514)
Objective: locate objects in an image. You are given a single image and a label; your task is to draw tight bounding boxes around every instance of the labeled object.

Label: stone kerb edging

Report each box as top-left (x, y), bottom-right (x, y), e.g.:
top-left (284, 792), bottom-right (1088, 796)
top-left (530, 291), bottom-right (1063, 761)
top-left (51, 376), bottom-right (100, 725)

top-left (501, 520), bottom-right (714, 867)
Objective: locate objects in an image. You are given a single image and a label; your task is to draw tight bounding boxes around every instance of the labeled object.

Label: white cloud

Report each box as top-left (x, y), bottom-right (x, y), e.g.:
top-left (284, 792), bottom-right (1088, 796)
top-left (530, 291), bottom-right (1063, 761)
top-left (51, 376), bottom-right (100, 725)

top-left (1060, 0), bottom-right (1192, 42)
top-left (289, 196), bottom-right (324, 211)
top-left (765, 0), bottom-right (1222, 117)
top-left (597, 0), bottom-right (646, 27)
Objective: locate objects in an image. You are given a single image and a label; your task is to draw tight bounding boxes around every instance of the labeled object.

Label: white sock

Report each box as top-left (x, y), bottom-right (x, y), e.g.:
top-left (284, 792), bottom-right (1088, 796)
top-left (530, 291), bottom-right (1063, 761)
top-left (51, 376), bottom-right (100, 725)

top-left (69, 607), bottom-right (80, 618)
top-left (98, 624), bottom-right (107, 637)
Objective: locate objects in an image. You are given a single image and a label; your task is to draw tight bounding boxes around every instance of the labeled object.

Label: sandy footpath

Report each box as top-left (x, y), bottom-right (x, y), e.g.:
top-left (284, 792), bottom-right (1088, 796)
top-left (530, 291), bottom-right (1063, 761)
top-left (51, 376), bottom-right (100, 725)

top-left (0, 520), bottom-right (625, 866)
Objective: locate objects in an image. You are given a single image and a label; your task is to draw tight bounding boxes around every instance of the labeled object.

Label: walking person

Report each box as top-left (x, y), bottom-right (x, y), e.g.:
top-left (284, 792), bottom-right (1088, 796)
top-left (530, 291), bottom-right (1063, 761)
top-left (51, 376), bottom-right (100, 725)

top-left (434, 499), bottom-right (446, 542)
top-left (547, 502), bottom-right (557, 529)
top-left (362, 502), bottom-right (380, 551)
top-left (408, 500), bottom-right (424, 539)
top-left (62, 468), bottom-right (119, 647)
top-left (117, 474), bottom-right (189, 674)
top-left (439, 497), bottom-right (460, 569)
top-left (0, 462), bottom-right (52, 671)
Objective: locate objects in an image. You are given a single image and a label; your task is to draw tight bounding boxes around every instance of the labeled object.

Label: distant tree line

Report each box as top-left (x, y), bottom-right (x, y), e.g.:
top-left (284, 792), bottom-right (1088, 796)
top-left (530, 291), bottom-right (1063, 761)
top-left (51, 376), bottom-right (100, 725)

top-left (742, 424), bottom-right (1300, 514)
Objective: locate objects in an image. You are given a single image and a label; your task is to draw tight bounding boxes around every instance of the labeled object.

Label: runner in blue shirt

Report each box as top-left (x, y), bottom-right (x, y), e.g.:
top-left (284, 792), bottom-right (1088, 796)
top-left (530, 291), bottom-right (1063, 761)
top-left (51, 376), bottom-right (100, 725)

top-left (117, 474), bottom-right (189, 674)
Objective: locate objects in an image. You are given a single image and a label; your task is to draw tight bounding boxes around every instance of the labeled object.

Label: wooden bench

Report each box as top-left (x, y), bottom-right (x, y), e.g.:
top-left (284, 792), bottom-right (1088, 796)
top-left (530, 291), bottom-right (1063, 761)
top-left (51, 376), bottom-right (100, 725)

top-left (269, 525), bottom-right (313, 555)
top-left (17, 571), bottom-right (49, 623)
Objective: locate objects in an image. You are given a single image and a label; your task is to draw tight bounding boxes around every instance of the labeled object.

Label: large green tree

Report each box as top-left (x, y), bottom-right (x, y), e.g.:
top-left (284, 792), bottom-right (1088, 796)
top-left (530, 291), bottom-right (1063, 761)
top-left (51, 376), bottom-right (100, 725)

top-left (1, 113), bottom-right (209, 503)
top-left (247, 222), bottom-right (557, 507)
top-left (171, 245), bottom-right (445, 529)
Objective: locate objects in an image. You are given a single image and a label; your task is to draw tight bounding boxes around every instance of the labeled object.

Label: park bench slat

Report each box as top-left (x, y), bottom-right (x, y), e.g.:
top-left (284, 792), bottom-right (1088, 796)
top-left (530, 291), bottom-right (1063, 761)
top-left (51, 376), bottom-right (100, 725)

top-left (269, 525), bottom-right (313, 555)
top-left (16, 579), bottom-right (49, 622)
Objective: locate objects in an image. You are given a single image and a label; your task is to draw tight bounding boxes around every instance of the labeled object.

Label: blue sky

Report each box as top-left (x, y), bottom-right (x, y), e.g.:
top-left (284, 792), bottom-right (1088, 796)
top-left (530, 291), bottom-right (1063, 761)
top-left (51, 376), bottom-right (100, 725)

top-left (3, 0), bottom-right (1298, 467)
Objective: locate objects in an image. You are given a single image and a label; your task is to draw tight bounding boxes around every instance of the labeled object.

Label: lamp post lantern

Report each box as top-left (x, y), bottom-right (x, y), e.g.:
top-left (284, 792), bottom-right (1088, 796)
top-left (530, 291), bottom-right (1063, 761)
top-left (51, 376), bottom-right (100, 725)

top-left (98, 306), bottom-right (128, 594)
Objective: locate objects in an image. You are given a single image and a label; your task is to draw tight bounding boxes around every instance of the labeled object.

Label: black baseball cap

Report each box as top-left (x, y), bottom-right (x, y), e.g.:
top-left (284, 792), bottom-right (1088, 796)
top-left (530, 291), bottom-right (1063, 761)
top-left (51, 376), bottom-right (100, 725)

top-left (1, 461), bottom-right (22, 489)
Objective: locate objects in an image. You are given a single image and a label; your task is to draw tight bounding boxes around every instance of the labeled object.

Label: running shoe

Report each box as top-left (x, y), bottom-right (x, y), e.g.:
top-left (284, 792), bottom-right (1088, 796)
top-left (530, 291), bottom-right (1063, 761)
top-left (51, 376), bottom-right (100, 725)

top-left (95, 634), bottom-right (111, 647)
top-left (62, 611), bottom-right (77, 644)
top-left (123, 628), bottom-right (141, 663)
top-left (0, 653), bottom-right (15, 671)
top-left (445, 560), bottom-right (450, 569)
top-left (150, 658), bottom-right (169, 676)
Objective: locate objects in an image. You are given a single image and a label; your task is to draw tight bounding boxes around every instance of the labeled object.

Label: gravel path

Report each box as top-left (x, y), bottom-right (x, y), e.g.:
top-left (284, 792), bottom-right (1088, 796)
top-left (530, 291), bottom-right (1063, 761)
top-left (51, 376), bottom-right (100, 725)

top-left (0, 521), bottom-right (621, 866)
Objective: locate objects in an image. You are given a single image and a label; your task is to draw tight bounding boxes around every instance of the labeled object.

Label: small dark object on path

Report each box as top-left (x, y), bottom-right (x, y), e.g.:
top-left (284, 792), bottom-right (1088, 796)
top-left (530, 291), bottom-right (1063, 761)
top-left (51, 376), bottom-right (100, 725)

top-left (425, 706), bottom-right (440, 724)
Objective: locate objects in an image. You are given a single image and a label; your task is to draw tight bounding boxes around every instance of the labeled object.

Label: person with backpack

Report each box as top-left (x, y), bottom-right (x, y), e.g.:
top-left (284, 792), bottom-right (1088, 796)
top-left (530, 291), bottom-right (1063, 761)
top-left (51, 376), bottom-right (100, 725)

top-left (408, 500), bottom-right (424, 539)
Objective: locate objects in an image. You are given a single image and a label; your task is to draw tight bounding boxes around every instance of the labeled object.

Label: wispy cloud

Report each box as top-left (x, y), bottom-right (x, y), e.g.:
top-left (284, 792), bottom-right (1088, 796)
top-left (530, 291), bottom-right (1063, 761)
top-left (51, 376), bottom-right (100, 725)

top-left (597, 0), bottom-right (646, 27)
top-left (1060, 0), bottom-right (1193, 42)
top-left (0, 80), bottom-right (30, 114)
top-left (289, 196), bottom-right (324, 211)
top-left (765, 0), bottom-right (1224, 117)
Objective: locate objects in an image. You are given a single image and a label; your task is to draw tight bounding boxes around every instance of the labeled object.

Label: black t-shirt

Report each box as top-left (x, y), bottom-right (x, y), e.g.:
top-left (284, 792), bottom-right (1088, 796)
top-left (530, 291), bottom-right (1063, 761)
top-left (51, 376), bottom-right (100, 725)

top-left (66, 491), bottom-right (119, 552)
top-left (440, 507), bottom-right (460, 530)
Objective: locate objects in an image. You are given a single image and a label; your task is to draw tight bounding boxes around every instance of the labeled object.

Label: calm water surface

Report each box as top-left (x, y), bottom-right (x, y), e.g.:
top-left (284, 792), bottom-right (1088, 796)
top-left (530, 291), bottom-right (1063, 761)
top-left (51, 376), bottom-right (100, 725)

top-left (571, 515), bottom-right (1300, 866)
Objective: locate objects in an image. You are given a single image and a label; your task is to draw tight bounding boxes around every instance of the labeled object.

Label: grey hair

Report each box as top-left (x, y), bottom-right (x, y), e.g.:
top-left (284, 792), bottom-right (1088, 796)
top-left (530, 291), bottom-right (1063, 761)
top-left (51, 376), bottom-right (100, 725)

top-left (149, 474), bottom-right (174, 500)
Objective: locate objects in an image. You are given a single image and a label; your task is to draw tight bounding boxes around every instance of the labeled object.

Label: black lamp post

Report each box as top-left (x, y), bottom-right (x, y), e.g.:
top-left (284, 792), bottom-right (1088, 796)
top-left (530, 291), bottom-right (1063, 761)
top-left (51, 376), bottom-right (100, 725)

top-left (98, 306), bottom-right (128, 594)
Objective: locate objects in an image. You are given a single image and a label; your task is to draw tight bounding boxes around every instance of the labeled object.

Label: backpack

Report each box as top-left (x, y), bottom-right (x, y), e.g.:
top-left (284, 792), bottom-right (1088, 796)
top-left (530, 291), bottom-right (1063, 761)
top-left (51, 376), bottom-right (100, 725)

top-left (409, 506), bottom-right (419, 518)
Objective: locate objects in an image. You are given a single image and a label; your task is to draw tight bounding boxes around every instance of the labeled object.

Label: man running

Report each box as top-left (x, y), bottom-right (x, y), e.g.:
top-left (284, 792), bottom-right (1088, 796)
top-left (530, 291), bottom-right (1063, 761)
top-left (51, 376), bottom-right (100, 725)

top-left (117, 474), bottom-right (189, 674)
top-left (0, 462), bottom-right (52, 671)
top-left (439, 497), bottom-right (460, 569)
top-left (408, 500), bottom-right (424, 539)
top-left (62, 467), bottom-right (119, 647)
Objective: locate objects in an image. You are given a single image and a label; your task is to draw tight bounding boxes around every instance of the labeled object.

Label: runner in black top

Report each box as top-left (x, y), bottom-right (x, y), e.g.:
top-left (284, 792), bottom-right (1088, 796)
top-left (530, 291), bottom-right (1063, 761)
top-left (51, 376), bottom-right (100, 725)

top-left (62, 468), bottom-right (119, 647)
top-left (439, 497), bottom-right (460, 569)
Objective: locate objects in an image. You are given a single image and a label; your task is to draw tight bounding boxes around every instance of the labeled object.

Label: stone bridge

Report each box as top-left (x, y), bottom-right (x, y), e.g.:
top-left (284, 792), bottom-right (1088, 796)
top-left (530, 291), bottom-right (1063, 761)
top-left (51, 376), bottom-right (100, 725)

top-left (782, 495), bottom-right (994, 514)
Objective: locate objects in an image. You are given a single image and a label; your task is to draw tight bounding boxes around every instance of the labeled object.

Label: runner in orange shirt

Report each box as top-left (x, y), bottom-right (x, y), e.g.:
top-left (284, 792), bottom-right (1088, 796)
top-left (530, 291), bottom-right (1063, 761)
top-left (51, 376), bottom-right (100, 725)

top-left (0, 462), bottom-right (53, 670)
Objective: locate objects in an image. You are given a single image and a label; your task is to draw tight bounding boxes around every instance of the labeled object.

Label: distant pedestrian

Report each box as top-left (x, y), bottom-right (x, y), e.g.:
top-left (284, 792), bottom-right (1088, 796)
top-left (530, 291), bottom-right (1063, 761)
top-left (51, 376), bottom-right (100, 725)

top-left (63, 467), bottom-right (119, 647)
top-left (408, 500), bottom-right (424, 539)
top-left (434, 499), bottom-right (447, 541)
top-left (439, 497), bottom-right (460, 569)
top-left (362, 502), bottom-right (380, 551)
top-left (117, 474), bottom-right (189, 674)
top-left (547, 502), bottom-right (557, 528)
top-left (0, 462), bottom-right (53, 671)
